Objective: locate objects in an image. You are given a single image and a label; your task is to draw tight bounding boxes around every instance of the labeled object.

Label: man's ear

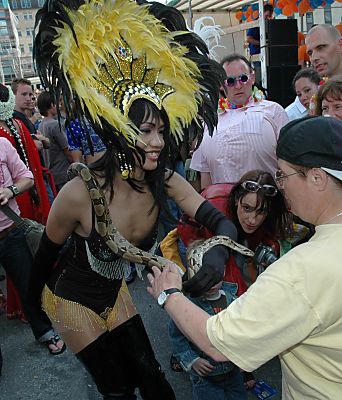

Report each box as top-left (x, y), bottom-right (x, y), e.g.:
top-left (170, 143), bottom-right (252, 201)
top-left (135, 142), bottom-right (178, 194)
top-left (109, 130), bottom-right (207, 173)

top-left (250, 69), bottom-right (256, 85)
top-left (309, 168), bottom-right (329, 191)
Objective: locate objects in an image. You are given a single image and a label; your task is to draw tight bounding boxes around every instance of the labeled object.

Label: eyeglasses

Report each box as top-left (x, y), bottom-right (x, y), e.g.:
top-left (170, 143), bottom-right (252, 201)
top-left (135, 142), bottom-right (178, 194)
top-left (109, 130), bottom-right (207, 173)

top-left (274, 169), bottom-right (301, 187)
top-left (241, 180), bottom-right (278, 197)
top-left (224, 74), bottom-right (250, 88)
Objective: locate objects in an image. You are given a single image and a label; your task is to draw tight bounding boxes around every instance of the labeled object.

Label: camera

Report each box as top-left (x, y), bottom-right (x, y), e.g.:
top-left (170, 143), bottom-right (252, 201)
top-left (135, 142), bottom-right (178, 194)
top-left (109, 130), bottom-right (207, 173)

top-left (254, 244), bottom-right (278, 274)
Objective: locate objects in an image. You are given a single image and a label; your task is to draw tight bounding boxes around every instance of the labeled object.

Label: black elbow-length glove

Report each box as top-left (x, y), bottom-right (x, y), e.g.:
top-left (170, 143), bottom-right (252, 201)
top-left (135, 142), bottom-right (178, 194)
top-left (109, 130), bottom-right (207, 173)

top-left (182, 200), bottom-right (237, 297)
top-left (28, 230), bottom-right (63, 309)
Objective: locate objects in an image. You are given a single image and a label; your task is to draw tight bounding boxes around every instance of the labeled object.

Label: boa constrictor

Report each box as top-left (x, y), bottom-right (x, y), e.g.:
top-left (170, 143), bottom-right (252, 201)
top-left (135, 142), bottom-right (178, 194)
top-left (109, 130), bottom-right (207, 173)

top-left (68, 163), bottom-right (254, 279)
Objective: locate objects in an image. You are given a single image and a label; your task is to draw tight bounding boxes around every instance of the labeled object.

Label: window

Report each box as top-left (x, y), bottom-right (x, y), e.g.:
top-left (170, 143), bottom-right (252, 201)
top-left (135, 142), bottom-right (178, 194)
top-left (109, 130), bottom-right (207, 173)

top-left (0, 1), bottom-right (5, 8)
top-left (28, 44), bottom-right (33, 53)
top-left (24, 13), bottom-right (33, 20)
top-left (20, 0), bottom-right (32, 8)
top-left (26, 29), bottom-right (31, 36)
top-left (0, 12), bottom-right (6, 18)
top-left (18, 30), bottom-right (22, 37)
top-left (0, 26), bottom-right (8, 36)
top-left (20, 44), bottom-right (25, 54)
top-left (306, 12), bottom-right (314, 32)
top-left (11, 0), bottom-right (18, 9)
top-left (324, 5), bottom-right (332, 25)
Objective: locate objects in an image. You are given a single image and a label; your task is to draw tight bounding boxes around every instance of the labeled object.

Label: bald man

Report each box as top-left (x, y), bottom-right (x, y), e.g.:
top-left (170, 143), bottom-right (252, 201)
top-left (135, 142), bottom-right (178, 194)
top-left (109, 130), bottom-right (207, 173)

top-left (306, 24), bottom-right (342, 78)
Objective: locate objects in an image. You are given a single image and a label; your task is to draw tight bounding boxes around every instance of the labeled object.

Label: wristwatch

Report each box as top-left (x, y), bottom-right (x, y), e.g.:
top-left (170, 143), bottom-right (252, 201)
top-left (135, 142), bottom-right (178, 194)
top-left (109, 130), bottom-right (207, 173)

top-left (157, 288), bottom-right (182, 308)
top-left (7, 185), bottom-right (20, 197)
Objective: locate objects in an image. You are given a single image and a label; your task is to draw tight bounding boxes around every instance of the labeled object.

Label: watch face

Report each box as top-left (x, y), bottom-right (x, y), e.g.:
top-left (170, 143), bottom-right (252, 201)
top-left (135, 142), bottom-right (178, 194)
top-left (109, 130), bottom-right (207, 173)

top-left (157, 291), bottom-right (167, 307)
top-left (12, 186), bottom-right (19, 195)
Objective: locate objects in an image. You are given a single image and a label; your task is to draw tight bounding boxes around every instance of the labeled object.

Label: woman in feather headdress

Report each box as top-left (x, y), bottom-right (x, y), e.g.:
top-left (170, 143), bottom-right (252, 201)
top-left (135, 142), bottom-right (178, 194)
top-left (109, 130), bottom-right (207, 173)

top-left (29, 0), bottom-right (237, 398)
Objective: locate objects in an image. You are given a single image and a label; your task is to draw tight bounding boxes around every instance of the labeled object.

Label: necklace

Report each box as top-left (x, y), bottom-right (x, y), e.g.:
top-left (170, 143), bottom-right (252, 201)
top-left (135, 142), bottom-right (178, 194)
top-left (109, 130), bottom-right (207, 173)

top-left (0, 120), bottom-right (29, 168)
top-left (323, 211), bottom-right (342, 224)
top-left (218, 87), bottom-right (265, 113)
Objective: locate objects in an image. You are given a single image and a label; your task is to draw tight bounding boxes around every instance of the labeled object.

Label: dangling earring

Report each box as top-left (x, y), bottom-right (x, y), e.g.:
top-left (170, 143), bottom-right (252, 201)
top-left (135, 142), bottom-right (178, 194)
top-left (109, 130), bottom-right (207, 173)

top-left (117, 151), bottom-right (133, 180)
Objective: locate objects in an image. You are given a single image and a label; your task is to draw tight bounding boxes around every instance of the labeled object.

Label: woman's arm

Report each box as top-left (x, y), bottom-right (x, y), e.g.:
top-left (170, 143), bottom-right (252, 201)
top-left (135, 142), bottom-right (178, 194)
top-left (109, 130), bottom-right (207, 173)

top-left (167, 173), bottom-right (237, 296)
top-left (29, 178), bottom-right (90, 306)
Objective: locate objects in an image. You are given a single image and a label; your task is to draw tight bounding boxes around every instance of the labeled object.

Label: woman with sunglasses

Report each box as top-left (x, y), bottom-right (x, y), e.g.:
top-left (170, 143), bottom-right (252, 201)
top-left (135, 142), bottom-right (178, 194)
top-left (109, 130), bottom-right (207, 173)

top-left (177, 169), bottom-right (291, 292)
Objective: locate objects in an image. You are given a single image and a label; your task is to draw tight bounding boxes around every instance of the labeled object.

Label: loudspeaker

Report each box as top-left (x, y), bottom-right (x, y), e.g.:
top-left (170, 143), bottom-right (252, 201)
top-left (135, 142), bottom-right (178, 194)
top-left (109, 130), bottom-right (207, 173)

top-left (267, 45), bottom-right (298, 66)
top-left (266, 19), bottom-right (298, 66)
top-left (266, 19), bottom-right (298, 46)
top-left (267, 65), bottom-right (301, 108)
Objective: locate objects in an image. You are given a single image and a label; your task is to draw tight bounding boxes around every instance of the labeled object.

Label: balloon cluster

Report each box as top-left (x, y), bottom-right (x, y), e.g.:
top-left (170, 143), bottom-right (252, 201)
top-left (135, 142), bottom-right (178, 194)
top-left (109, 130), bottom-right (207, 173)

top-left (235, 0), bottom-right (340, 21)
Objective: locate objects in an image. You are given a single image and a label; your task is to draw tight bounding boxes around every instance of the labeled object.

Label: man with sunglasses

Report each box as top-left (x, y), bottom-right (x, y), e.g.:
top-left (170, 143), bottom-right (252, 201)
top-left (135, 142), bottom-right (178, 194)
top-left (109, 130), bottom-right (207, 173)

top-left (148, 116), bottom-right (342, 399)
top-left (191, 54), bottom-right (288, 189)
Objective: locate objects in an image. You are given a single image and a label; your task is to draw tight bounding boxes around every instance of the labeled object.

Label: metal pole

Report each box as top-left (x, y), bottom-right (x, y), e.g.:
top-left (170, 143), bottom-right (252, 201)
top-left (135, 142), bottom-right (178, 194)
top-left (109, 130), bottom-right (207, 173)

top-left (259, 0), bottom-right (267, 89)
top-left (188, 0), bottom-right (193, 30)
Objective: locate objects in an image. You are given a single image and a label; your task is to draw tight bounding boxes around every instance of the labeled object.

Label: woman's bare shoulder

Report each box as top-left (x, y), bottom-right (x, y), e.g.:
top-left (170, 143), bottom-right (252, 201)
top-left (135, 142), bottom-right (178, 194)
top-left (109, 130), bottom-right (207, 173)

top-left (56, 176), bottom-right (90, 208)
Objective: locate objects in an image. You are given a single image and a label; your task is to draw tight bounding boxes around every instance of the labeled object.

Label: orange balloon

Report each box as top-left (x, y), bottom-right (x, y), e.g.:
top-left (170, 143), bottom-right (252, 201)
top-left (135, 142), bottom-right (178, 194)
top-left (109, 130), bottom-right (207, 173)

top-left (247, 15), bottom-right (253, 21)
top-left (282, 4), bottom-right (294, 15)
top-left (298, 44), bottom-right (310, 62)
top-left (297, 31), bottom-right (305, 46)
top-left (298, 1), bottom-right (309, 13)
top-left (277, 0), bottom-right (285, 8)
top-left (268, 0), bottom-right (274, 4)
top-left (235, 11), bottom-right (243, 20)
top-left (335, 23), bottom-right (342, 35)
top-left (253, 10), bottom-right (259, 19)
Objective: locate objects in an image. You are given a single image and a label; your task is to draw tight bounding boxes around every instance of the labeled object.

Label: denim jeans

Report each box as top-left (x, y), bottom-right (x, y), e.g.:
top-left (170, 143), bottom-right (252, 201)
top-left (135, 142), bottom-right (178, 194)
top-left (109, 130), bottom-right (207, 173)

top-left (0, 226), bottom-right (53, 340)
top-left (191, 366), bottom-right (247, 400)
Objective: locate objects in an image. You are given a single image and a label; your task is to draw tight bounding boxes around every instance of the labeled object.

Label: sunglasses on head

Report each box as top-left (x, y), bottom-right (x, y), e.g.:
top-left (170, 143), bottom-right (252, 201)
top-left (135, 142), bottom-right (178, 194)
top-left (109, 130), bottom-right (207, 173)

top-left (241, 180), bottom-right (278, 197)
top-left (224, 73), bottom-right (250, 88)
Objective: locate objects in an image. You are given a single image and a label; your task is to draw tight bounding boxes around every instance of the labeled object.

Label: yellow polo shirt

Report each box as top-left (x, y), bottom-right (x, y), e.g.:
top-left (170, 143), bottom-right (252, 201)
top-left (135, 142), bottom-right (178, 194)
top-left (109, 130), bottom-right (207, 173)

top-left (207, 224), bottom-right (342, 399)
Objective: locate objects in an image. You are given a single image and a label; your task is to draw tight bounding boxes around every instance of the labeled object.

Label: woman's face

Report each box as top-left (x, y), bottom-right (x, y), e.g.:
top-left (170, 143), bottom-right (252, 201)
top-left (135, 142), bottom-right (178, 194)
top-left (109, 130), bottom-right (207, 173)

top-left (295, 77), bottom-right (318, 109)
top-left (236, 193), bottom-right (268, 234)
top-left (135, 113), bottom-right (165, 172)
top-left (321, 96), bottom-right (342, 120)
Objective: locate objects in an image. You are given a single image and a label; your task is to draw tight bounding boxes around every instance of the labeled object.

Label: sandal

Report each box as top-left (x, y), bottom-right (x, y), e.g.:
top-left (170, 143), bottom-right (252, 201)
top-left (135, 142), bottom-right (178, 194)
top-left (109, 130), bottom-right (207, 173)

top-left (44, 334), bottom-right (66, 356)
top-left (170, 355), bottom-right (183, 372)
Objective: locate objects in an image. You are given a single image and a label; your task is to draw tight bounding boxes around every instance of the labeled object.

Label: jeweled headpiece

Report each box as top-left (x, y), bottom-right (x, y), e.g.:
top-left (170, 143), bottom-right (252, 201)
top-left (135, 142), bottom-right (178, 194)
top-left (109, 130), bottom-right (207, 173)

top-left (34, 0), bottom-right (224, 147)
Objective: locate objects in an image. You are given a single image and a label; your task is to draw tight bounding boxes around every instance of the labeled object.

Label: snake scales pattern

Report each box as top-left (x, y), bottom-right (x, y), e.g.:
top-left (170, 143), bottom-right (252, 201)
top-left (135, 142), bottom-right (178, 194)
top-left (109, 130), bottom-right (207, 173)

top-left (68, 163), bottom-right (254, 278)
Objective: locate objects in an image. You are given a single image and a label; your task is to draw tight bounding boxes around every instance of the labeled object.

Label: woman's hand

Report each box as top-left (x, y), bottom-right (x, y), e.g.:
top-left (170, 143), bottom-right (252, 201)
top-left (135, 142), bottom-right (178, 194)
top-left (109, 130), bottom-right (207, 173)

top-left (147, 263), bottom-right (182, 300)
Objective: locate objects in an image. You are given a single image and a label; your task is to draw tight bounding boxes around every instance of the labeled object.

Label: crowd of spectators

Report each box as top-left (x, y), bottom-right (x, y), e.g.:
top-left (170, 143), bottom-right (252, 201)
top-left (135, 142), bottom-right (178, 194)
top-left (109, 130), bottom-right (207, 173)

top-left (0, 13), bottom-right (342, 400)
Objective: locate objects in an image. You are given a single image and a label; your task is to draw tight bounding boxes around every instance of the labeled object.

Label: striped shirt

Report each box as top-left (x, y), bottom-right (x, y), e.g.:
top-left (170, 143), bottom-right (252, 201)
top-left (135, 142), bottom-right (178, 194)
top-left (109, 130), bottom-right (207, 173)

top-left (191, 99), bottom-right (289, 184)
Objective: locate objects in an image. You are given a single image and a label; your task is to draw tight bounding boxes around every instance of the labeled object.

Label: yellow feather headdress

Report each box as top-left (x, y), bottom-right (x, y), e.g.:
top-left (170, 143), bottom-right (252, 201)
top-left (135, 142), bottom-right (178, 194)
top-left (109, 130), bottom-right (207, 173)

top-left (34, 0), bottom-right (224, 147)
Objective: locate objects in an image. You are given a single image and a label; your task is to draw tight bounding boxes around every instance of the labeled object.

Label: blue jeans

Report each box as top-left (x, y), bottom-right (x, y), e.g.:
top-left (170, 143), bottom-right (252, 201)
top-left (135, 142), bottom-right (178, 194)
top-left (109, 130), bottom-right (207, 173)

top-left (0, 226), bottom-right (53, 340)
top-left (191, 366), bottom-right (247, 400)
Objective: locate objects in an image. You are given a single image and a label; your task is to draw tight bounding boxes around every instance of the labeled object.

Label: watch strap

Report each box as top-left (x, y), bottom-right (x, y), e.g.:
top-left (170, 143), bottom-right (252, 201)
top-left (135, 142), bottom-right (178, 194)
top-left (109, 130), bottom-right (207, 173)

top-left (7, 185), bottom-right (19, 197)
top-left (161, 288), bottom-right (182, 308)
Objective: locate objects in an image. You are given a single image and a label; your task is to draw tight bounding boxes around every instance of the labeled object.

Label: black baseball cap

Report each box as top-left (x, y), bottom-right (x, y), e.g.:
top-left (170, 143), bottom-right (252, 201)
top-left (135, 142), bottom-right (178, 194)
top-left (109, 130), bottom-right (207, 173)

top-left (276, 116), bottom-right (342, 181)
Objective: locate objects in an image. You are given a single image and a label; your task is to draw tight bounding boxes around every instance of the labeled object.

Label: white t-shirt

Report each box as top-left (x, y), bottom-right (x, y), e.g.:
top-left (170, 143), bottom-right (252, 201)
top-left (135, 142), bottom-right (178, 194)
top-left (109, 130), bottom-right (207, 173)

top-left (285, 96), bottom-right (308, 122)
top-left (207, 224), bottom-right (342, 399)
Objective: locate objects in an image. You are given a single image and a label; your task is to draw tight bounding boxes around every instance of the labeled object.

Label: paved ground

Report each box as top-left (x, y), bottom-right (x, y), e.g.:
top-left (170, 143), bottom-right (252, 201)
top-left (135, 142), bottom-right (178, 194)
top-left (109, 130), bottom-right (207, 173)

top-left (0, 274), bottom-right (282, 399)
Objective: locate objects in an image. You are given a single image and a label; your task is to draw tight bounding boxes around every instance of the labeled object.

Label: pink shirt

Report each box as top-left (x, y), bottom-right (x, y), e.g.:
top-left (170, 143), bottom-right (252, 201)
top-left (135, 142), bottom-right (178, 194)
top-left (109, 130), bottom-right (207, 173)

top-left (191, 99), bottom-right (289, 184)
top-left (0, 137), bottom-right (33, 231)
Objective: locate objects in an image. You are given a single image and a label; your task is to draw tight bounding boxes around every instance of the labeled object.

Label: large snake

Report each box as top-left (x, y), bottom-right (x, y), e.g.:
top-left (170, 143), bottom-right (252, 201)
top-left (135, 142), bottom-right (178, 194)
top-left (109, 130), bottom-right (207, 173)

top-left (68, 163), bottom-right (254, 278)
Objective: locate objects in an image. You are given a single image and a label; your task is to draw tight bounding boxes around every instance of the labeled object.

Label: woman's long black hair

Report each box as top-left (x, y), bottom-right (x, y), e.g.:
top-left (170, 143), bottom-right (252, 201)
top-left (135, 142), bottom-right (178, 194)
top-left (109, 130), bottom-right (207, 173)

top-left (90, 99), bottom-right (177, 219)
top-left (229, 170), bottom-right (292, 240)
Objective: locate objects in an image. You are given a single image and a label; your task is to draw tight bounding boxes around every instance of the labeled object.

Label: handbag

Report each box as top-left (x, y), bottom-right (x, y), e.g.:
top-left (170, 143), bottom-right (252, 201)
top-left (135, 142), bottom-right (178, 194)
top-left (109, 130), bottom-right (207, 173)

top-left (0, 205), bottom-right (44, 257)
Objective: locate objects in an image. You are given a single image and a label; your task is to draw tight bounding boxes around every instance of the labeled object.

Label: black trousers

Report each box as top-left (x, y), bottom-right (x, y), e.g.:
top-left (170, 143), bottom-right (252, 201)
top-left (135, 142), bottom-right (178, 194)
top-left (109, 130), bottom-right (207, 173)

top-left (77, 314), bottom-right (176, 400)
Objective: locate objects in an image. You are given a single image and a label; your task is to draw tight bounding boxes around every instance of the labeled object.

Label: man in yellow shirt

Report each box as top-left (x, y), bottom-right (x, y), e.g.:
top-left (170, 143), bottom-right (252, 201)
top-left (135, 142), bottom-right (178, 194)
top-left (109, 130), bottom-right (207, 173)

top-left (148, 116), bottom-right (342, 399)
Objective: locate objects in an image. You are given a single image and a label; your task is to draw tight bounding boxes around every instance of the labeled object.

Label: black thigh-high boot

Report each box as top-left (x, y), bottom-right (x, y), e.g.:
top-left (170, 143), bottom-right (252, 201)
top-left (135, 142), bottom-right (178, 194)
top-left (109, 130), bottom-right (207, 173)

top-left (76, 331), bottom-right (137, 399)
top-left (106, 315), bottom-right (176, 400)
